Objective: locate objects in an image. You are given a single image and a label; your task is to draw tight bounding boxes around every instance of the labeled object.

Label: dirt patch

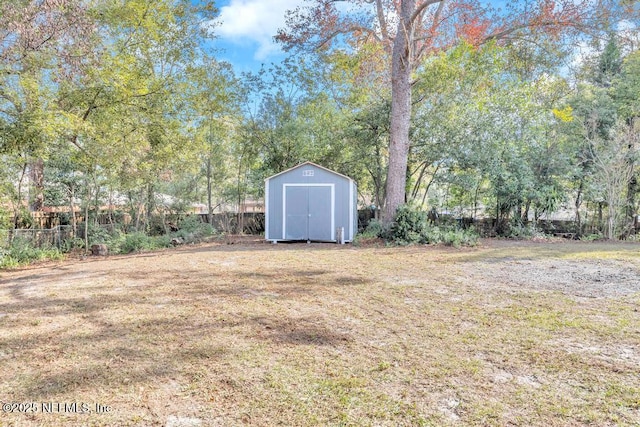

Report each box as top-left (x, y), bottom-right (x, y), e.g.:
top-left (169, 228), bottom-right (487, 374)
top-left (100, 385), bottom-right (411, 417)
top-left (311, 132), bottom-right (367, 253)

top-left (468, 258), bottom-right (640, 298)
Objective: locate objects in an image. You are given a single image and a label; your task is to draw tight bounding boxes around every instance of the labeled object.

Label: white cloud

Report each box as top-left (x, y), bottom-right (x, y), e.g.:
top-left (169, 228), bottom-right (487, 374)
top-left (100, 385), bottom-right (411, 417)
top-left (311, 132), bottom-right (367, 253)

top-left (617, 19), bottom-right (639, 52)
top-left (570, 39), bottom-right (594, 69)
top-left (216, 0), bottom-right (305, 60)
top-left (568, 19), bottom-right (639, 71)
top-left (617, 19), bottom-right (636, 32)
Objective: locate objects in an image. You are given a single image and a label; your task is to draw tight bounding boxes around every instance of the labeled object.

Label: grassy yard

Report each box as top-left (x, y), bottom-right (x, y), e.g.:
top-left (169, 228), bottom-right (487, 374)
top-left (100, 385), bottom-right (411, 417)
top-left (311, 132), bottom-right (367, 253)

top-left (0, 239), bottom-right (638, 426)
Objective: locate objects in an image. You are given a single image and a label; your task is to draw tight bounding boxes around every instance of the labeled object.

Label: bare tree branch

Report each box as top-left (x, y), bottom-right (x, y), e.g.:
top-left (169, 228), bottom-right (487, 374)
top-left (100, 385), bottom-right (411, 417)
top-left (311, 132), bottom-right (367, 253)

top-left (411, 0), bottom-right (444, 25)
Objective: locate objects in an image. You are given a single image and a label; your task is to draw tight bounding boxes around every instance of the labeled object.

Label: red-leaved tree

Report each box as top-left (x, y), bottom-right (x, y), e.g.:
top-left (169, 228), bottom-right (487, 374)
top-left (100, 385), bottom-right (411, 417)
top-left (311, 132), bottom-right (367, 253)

top-left (276, 0), bottom-right (630, 222)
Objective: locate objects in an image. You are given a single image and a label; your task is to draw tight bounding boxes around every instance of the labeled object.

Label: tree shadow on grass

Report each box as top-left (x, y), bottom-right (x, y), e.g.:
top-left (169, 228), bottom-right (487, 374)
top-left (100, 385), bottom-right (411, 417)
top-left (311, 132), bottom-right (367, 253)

top-left (0, 267), bottom-right (360, 403)
top-left (251, 315), bottom-right (353, 346)
top-left (6, 310), bottom-right (354, 401)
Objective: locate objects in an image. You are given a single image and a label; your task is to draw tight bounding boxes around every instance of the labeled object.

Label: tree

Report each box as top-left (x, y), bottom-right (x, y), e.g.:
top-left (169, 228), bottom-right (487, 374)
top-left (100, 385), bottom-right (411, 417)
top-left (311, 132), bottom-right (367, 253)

top-left (346, 100), bottom-right (390, 218)
top-left (588, 120), bottom-right (637, 239)
top-left (564, 32), bottom-right (640, 238)
top-left (240, 59), bottom-right (352, 185)
top-left (184, 59), bottom-right (240, 224)
top-left (53, 0), bottom-right (218, 232)
top-left (0, 0), bottom-right (96, 213)
top-left (277, 0), bottom-right (630, 223)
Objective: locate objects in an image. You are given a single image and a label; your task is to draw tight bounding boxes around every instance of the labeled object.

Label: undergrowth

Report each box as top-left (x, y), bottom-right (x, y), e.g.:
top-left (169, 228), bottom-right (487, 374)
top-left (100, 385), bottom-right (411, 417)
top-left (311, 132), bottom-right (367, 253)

top-left (88, 216), bottom-right (217, 255)
top-left (0, 238), bottom-right (64, 269)
top-left (357, 205), bottom-right (479, 247)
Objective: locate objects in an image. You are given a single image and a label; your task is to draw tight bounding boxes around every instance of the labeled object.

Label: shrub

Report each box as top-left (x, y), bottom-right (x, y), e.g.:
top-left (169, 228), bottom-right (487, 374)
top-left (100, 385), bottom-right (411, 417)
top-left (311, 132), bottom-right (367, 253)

top-left (389, 204), bottom-right (428, 245)
top-left (174, 215), bottom-right (216, 244)
top-left (506, 222), bottom-right (535, 238)
top-left (0, 238), bottom-right (64, 269)
top-left (120, 232), bottom-right (153, 254)
top-left (420, 226), bottom-right (443, 244)
top-left (360, 218), bottom-right (385, 238)
top-left (504, 221), bottom-right (551, 240)
top-left (353, 219), bottom-right (387, 246)
top-left (0, 207), bottom-right (11, 230)
top-left (61, 237), bottom-right (85, 252)
top-left (101, 231), bottom-right (171, 255)
top-left (178, 215), bottom-right (205, 232)
top-left (387, 204), bottom-right (478, 247)
top-left (14, 208), bottom-right (34, 229)
top-left (87, 224), bottom-right (112, 246)
top-left (442, 228), bottom-right (479, 247)
top-left (148, 215), bottom-right (167, 236)
top-left (582, 233), bottom-right (604, 242)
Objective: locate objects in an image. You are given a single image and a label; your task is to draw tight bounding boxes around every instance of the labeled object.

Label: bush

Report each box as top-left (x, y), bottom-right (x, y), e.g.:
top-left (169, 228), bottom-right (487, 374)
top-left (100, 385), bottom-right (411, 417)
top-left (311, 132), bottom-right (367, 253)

top-left (581, 233), bottom-right (604, 242)
top-left (119, 232), bottom-right (170, 254)
top-left (387, 204), bottom-right (478, 247)
top-left (14, 207), bottom-right (34, 229)
top-left (174, 215), bottom-right (216, 244)
top-left (389, 204), bottom-right (428, 245)
top-left (0, 238), bottom-right (64, 269)
top-left (442, 228), bottom-right (479, 247)
top-left (148, 215), bottom-right (167, 236)
top-left (353, 219), bottom-right (387, 246)
top-left (178, 215), bottom-right (205, 232)
top-left (359, 218), bottom-right (385, 238)
top-left (0, 207), bottom-right (11, 230)
top-left (504, 221), bottom-right (551, 240)
top-left (87, 224), bottom-right (112, 246)
top-left (80, 216), bottom-right (214, 255)
top-left (61, 237), bottom-right (85, 252)
top-left (506, 222), bottom-right (536, 238)
top-left (154, 235), bottom-right (172, 248)
top-left (119, 232), bottom-right (149, 254)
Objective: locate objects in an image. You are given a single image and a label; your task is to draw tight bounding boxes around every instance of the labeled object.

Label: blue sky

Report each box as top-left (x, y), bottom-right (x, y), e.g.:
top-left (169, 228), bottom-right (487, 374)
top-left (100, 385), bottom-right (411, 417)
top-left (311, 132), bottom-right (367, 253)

top-left (209, 0), bottom-right (639, 75)
top-left (211, 0), bottom-right (304, 74)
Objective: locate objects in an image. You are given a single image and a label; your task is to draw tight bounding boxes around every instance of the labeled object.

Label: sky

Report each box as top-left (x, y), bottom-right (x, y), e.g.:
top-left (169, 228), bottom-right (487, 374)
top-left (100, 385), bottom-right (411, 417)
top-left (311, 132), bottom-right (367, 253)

top-left (211, 0), bottom-right (305, 73)
top-left (210, 0), bottom-right (639, 75)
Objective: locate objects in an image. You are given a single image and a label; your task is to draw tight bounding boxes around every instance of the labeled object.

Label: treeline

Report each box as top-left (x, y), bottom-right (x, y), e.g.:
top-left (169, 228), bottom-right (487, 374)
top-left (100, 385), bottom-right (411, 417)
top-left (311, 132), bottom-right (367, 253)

top-left (0, 0), bottom-right (638, 244)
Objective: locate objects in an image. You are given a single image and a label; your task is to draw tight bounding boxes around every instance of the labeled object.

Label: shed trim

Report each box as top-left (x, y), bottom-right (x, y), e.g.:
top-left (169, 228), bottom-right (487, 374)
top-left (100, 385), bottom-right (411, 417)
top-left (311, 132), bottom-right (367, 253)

top-left (264, 178), bottom-right (270, 240)
top-left (349, 181), bottom-right (354, 240)
top-left (282, 183), bottom-right (335, 241)
top-left (265, 161), bottom-right (354, 183)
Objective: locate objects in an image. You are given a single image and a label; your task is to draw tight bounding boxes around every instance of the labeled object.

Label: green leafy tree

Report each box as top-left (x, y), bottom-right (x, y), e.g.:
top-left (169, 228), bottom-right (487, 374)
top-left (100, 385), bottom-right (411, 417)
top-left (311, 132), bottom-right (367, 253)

top-left (277, 0), bottom-right (630, 224)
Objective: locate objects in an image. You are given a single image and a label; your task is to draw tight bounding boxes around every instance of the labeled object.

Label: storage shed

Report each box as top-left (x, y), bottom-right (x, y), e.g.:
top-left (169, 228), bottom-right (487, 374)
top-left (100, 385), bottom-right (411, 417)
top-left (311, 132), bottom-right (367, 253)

top-left (265, 162), bottom-right (357, 243)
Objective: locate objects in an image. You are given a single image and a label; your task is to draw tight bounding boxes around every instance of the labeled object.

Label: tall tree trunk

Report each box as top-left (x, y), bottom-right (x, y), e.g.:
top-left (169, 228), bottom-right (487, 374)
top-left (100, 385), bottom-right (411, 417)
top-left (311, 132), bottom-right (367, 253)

top-left (382, 0), bottom-right (414, 224)
top-left (29, 158), bottom-right (44, 212)
top-left (146, 182), bottom-right (155, 231)
top-left (108, 187), bottom-right (115, 230)
top-left (68, 183), bottom-right (77, 237)
top-left (410, 161), bottom-right (429, 201)
top-left (419, 163), bottom-right (441, 207)
top-left (574, 180), bottom-right (583, 237)
top-left (626, 175), bottom-right (636, 236)
top-left (598, 201), bottom-right (603, 234)
top-left (84, 177), bottom-right (91, 255)
top-left (607, 200), bottom-right (615, 239)
top-left (206, 156), bottom-right (213, 225)
top-left (14, 162), bottom-right (28, 229)
top-left (473, 184), bottom-right (480, 221)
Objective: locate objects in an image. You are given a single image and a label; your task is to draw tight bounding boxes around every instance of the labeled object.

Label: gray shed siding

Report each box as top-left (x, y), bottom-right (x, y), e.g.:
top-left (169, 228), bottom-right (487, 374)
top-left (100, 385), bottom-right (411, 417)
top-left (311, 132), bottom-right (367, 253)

top-left (265, 163), bottom-right (357, 242)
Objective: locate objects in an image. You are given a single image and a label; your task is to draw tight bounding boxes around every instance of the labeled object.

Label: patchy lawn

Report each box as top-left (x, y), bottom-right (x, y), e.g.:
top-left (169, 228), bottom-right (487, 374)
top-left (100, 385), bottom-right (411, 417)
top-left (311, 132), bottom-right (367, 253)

top-left (0, 239), bottom-right (638, 426)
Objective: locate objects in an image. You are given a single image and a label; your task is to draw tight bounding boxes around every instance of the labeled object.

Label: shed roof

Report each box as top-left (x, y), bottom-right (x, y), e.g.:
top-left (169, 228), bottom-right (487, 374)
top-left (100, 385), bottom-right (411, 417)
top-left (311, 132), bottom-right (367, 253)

top-left (265, 161), bottom-right (354, 182)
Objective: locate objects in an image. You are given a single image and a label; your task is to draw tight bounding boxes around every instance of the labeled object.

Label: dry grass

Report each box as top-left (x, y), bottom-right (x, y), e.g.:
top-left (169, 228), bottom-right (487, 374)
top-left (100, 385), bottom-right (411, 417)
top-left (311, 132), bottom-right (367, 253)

top-left (0, 239), bottom-right (639, 426)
